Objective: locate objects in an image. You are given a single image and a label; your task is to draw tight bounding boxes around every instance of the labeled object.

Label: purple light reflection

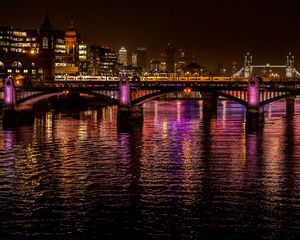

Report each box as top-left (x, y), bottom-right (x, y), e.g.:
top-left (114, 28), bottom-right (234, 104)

top-left (4, 77), bottom-right (15, 106)
top-left (119, 77), bottom-right (130, 106)
top-left (248, 77), bottom-right (259, 108)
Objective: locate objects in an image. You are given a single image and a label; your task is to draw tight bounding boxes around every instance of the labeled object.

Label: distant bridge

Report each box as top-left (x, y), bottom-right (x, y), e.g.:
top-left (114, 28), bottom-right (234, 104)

top-left (233, 52), bottom-right (300, 78)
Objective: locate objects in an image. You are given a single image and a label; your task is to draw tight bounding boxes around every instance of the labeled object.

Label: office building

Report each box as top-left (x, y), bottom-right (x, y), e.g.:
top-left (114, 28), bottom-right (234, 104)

top-left (136, 47), bottom-right (148, 71)
top-left (118, 47), bottom-right (128, 66)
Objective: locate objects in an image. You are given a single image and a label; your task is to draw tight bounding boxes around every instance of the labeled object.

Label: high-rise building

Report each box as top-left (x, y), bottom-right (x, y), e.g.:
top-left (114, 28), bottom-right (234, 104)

top-left (89, 45), bottom-right (119, 76)
top-left (79, 41), bottom-right (88, 74)
top-left (89, 44), bottom-right (101, 76)
top-left (100, 46), bottom-right (119, 75)
top-left (136, 47), bottom-right (148, 71)
top-left (131, 52), bottom-right (137, 67)
top-left (161, 61), bottom-right (167, 72)
top-left (118, 47), bottom-right (128, 66)
top-left (175, 49), bottom-right (186, 73)
top-left (166, 43), bottom-right (175, 72)
top-left (150, 59), bottom-right (161, 72)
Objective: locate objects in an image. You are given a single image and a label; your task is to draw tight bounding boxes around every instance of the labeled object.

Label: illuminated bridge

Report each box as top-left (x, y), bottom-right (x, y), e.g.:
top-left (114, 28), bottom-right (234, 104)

top-left (2, 74), bottom-right (300, 131)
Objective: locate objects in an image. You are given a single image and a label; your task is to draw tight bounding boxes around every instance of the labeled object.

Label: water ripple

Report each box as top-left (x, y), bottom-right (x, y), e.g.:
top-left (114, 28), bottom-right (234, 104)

top-left (0, 101), bottom-right (300, 239)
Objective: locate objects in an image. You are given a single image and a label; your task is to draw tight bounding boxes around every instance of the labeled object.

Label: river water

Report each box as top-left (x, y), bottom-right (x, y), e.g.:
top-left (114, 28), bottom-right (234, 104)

top-left (0, 99), bottom-right (300, 239)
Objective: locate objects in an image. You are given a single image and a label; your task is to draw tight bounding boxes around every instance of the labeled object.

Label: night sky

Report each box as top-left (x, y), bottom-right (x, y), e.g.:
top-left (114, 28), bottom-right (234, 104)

top-left (1, 0), bottom-right (300, 70)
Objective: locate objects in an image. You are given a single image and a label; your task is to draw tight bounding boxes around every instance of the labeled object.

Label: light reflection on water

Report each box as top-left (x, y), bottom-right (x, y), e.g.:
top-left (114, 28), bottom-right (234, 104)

top-left (0, 99), bottom-right (300, 239)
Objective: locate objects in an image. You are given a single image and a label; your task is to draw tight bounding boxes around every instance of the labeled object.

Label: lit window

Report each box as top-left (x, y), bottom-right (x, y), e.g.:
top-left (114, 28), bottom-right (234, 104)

top-left (11, 61), bottom-right (22, 68)
top-left (42, 37), bottom-right (48, 49)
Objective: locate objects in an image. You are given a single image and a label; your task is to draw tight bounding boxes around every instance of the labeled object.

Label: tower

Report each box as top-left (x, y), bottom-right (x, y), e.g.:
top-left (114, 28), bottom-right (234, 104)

top-left (38, 13), bottom-right (55, 80)
top-left (244, 52), bottom-right (252, 78)
top-left (65, 20), bottom-right (77, 54)
top-left (286, 52), bottom-right (294, 78)
top-left (65, 19), bottom-right (78, 63)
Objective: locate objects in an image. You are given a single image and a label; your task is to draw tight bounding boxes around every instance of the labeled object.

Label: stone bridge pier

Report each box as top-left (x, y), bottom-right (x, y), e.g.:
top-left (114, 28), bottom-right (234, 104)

top-left (117, 76), bottom-right (143, 130)
top-left (2, 77), bottom-right (17, 126)
top-left (202, 92), bottom-right (219, 118)
top-left (246, 76), bottom-right (264, 131)
top-left (2, 76), bottom-right (34, 127)
top-left (285, 96), bottom-right (295, 118)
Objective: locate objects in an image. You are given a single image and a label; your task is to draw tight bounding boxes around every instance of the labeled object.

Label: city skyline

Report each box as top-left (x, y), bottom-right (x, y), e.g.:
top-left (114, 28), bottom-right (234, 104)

top-left (1, 0), bottom-right (300, 69)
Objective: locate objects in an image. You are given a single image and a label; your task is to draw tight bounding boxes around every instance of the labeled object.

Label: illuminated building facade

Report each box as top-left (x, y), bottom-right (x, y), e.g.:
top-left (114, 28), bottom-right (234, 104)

top-left (89, 45), bottom-right (119, 76)
top-left (79, 41), bottom-right (88, 74)
top-left (150, 59), bottom-right (161, 72)
top-left (131, 52), bottom-right (137, 67)
top-left (175, 49), bottom-right (186, 73)
top-left (118, 47), bottom-right (128, 66)
top-left (0, 27), bottom-right (40, 79)
top-left (65, 21), bottom-right (77, 55)
top-left (0, 26), bottom-right (38, 54)
top-left (0, 53), bottom-right (39, 80)
top-left (54, 20), bottom-right (80, 76)
top-left (0, 15), bottom-right (83, 81)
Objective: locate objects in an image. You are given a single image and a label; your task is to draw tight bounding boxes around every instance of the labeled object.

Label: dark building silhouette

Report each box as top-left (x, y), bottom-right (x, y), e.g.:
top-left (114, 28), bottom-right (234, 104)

top-left (184, 61), bottom-right (210, 76)
top-left (136, 47), bottom-right (148, 71)
top-left (166, 43), bottom-right (175, 72)
top-left (38, 14), bottom-right (56, 80)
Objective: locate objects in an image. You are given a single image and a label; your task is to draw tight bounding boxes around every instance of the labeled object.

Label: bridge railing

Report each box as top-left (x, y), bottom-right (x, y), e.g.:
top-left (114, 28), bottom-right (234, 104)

top-left (141, 76), bottom-right (244, 81)
top-left (54, 75), bottom-right (120, 81)
top-left (53, 75), bottom-right (300, 84)
top-left (54, 75), bottom-right (248, 82)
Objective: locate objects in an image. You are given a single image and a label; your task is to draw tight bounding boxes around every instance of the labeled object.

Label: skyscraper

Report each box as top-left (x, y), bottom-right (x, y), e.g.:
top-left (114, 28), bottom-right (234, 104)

top-left (136, 47), bottom-right (148, 71)
top-left (131, 52), bottom-right (137, 67)
top-left (118, 47), bottom-right (128, 66)
top-left (166, 43), bottom-right (175, 72)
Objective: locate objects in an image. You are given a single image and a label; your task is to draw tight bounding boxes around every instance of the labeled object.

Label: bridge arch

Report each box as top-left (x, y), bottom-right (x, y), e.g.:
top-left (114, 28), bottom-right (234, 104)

top-left (259, 93), bottom-right (297, 107)
top-left (16, 90), bottom-right (119, 106)
top-left (131, 89), bottom-right (248, 106)
top-left (216, 92), bottom-right (247, 106)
